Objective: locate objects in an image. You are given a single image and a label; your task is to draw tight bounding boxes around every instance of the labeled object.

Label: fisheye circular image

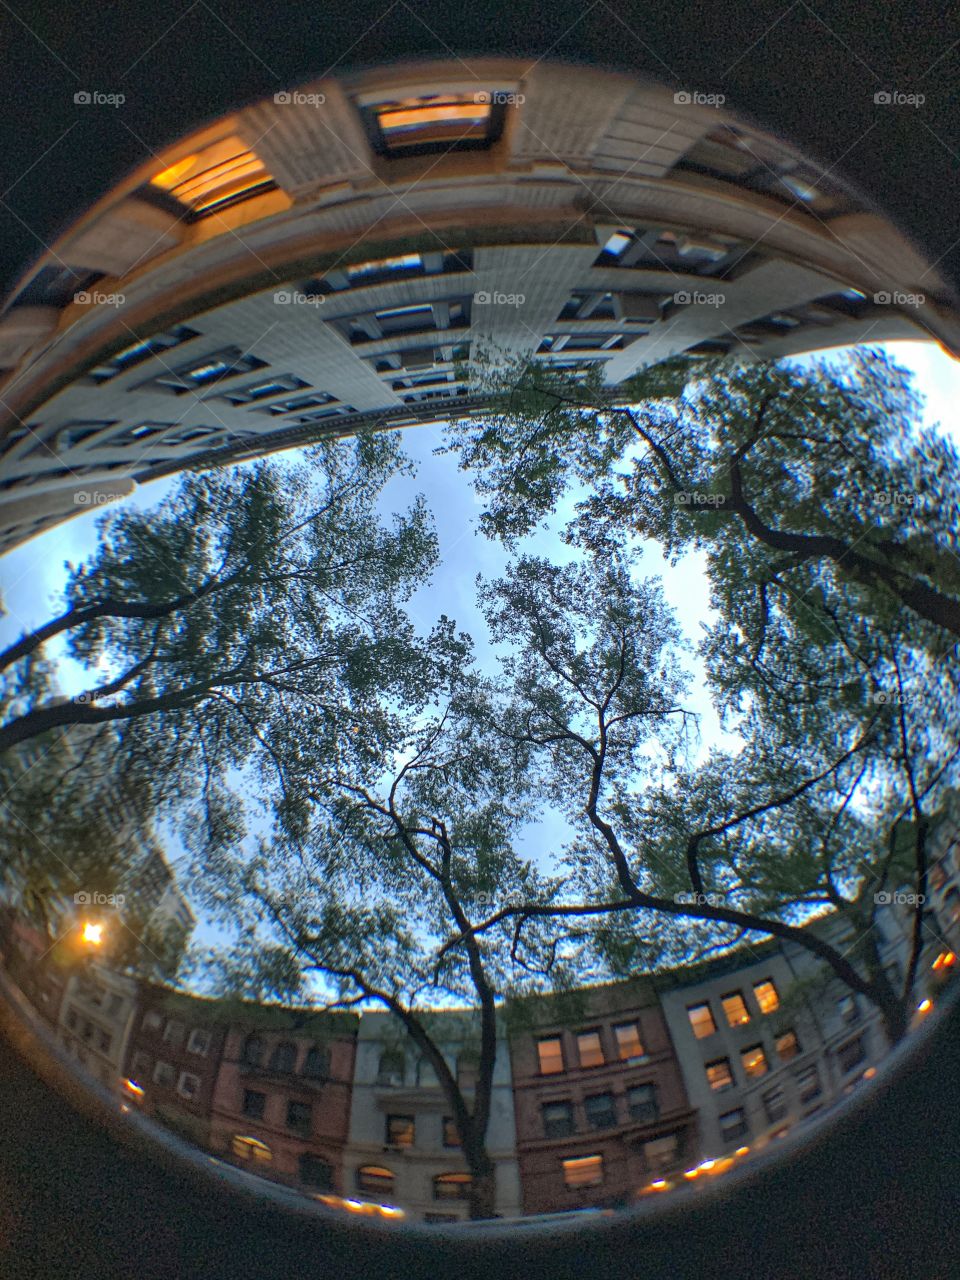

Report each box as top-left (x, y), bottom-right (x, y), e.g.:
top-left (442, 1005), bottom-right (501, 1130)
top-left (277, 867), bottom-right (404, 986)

top-left (1, 55), bottom-right (958, 1258)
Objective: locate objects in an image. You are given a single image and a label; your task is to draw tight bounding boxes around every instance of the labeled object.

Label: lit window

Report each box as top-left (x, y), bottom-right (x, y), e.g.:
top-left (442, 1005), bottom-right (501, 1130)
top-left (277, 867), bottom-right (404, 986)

top-left (442, 1117), bottom-right (460, 1148)
top-left (357, 1166), bottom-right (395, 1194)
top-left (150, 137), bottom-right (275, 218)
top-left (600, 231), bottom-right (632, 257)
top-left (177, 1071), bottom-right (201, 1100)
top-left (706, 1058), bottom-right (734, 1091)
top-left (386, 1114), bottom-right (415, 1147)
top-left (719, 1108), bottom-right (749, 1143)
top-left (687, 1004), bottom-right (717, 1039)
top-left (232, 1135), bottom-right (272, 1164)
top-left (434, 1172), bottom-right (472, 1201)
top-left (753, 980), bottom-right (780, 1014)
top-left (740, 1045), bottom-right (769, 1079)
top-left (721, 992), bottom-right (751, 1027)
top-left (542, 1101), bottom-right (575, 1139)
top-left (576, 1030), bottom-right (605, 1069)
top-left (537, 1037), bottom-right (564, 1075)
top-left (367, 94), bottom-right (497, 156)
top-left (562, 1155), bottom-right (604, 1189)
top-left (583, 1093), bottom-right (617, 1130)
top-left (627, 1083), bottom-right (659, 1124)
top-left (775, 1030), bottom-right (800, 1060)
top-left (613, 1022), bottom-right (645, 1062)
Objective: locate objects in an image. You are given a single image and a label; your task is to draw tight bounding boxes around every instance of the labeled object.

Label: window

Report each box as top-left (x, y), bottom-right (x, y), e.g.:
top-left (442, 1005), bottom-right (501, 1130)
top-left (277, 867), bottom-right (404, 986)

top-left (257, 391), bottom-right (336, 417)
top-left (719, 1108), bottom-right (749, 1143)
top-left (153, 1060), bottom-right (175, 1087)
top-left (131, 1051), bottom-right (151, 1079)
top-left (837, 1036), bottom-right (866, 1075)
top-left (177, 1072), bottom-right (201, 1101)
top-left (87, 326), bottom-right (200, 383)
top-left (741, 1045), bottom-right (770, 1079)
top-left (795, 1064), bottom-right (822, 1104)
top-left (143, 1009), bottom-right (164, 1032)
top-left (302, 1045), bottom-right (330, 1080)
top-left (365, 93), bottom-right (501, 158)
top-left (753, 980), bottom-right (780, 1014)
top-left (287, 1100), bottom-right (312, 1133)
top-left (687, 1003), bottom-right (717, 1039)
top-left (642, 1133), bottom-right (679, 1174)
top-left (386, 1115), bottom-right (415, 1147)
top-left (442, 1117), bottom-right (460, 1148)
top-left (434, 1172), bottom-right (472, 1201)
top-left (299, 1155), bottom-right (333, 1190)
top-left (613, 1022), bottom-right (645, 1063)
top-left (562, 1155), bottom-right (604, 1189)
top-left (143, 347), bottom-right (268, 395)
top-left (456, 1054), bottom-right (478, 1091)
top-left (377, 1049), bottom-right (405, 1086)
top-left (837, 994), bottom-right (859, 1025)
top-left (775, 1030), bottom-right (800, 1060)
top-left (268, 1042), bottom-right (297, 1074)
top-left (356, 1165), bottom-right (394, 1195)
top-left (242, 1089), bottom-right (266, 1119)
top-left (721, 992), bottom-right (751, 1027)
top-left (207, 373), bottom-right (309, 406)
top-left (232, 1135), bottom-right (272, 1164)
top-left (163, 1020), bottom-right (185, 1046)
top-left (187, 1028), bottom-right (211, 1057)
top-left (706, 1058), bottom-right (734, 1091)
top-left (537, 1037), bottom-right (564, 1075)
top-left (763, 1087), bottom-right (788, 1123)
top-left (242, 1034), bottom-right (264, 1067)
top-left (576, 1030), bottom-right (605, 1069)
top-left (584, 1093), bottom-right (617, 1130)
top-left (149, 138), bottom-right (275, 218)
top-left (944, 886), bottom-right (960, 923)
top-left (627, 1083), bottom-right (659, 1124)
top-left (98, 1029), bottom-right (112, 1054)
top-left (542, 1101), bottom-right (575, 1139)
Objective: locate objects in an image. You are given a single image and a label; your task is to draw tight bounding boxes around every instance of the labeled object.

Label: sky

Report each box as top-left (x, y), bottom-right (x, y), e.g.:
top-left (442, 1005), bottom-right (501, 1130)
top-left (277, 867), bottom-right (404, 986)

top-left (2, 338), bottom-right (958, 975)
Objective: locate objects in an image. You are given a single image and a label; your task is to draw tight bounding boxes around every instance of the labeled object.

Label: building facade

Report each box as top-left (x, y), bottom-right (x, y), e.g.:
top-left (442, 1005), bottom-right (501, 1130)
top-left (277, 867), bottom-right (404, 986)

top-left (57, 962), bottom-right (139, 1092)
top-left (343, 1009), bottom-right (522, 1223)
top-left (1, 60), bottom-right (956, 553)
top-left (207, 1009), bottom-right (359, 1196)
top-left (507, 979), bottom-right (697, 1213)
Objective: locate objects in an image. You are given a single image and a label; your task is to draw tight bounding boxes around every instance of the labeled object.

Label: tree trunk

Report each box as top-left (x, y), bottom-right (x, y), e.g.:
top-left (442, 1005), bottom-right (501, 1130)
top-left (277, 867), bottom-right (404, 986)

top-left (878, 996), bottom-right (909, 1047)
top-left (466, 1152), bottom-right (497, 1220)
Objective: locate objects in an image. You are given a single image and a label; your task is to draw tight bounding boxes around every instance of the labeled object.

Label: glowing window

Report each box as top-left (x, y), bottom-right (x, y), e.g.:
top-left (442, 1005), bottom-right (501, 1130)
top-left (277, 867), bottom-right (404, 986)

top-left (613, 1022), bottom-right (645, 1062)
top-left (576, 1030), bottom-right (605, 1068)
top-left (721, 992), bottom-right (751, 1027)
top-left (537, 1037), bottom-right (564, 1075)
top-left (775, 1030), bottom-right (800, 1060)
top-left (753, 980), bottom-right (780, 1014)
top-left (687, 1003), bottom-right (717, 1039)
top-left (562, 1155), bottom-right (604, 1189)
top-left (232, 1135), bottom-right (272, 1164)
top-left (741, 1045), bottom-right (769, 1079)
top-left (433, 1172), bottom-right (472, 1201)
top-left (356, 1166), bottom-right (394, 1194)
top-left (706, 1058), bottom-right (734, 1091)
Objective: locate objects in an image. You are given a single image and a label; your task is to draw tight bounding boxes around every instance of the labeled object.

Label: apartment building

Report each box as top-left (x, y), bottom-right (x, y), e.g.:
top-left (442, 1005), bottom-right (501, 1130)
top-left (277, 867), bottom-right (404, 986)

top-left (2, 60), bottom-right (956, 554)
top-left (343, 1008), bottom-right (522, 1223)
top-left (122, 983), bottom-right (229, 1145)
top-left (507, 979), bottom-right (697, 1213)
top-left (208, 1008), bottom-right (359, 1196)
top-left (57, 962), bottom-right (139, 1092)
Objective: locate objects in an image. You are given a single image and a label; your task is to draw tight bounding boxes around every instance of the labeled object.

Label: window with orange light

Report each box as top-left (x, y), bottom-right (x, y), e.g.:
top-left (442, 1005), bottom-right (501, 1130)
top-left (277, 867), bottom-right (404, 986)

top-left (537, 1037), bottom-right (564, 1075)
top-left (741, 1045), bottom-right (769, 1079)
top-left (753, 980), bottom-right (780, 1014)
top-left (687, 1003), bottom-right (717, 1039)
top-left (706, 1057), bottom-right (734, 1090)
top-left (562, 1155), bottom-right (604, 1189)
top-left (721, 992), bottom-right (751, 1027)
top-left (775, 1029), bottom-right (800, 1060)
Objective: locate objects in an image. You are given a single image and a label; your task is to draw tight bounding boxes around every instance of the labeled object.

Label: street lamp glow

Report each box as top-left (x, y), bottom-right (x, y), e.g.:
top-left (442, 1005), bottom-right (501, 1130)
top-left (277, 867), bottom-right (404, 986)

top-left (81, 921), bottom-right (103, 945)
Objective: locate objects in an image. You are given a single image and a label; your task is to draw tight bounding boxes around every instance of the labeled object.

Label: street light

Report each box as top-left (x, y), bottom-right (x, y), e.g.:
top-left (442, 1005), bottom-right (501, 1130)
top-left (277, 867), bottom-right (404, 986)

top-left (81, 921), bottom-right (104, 946)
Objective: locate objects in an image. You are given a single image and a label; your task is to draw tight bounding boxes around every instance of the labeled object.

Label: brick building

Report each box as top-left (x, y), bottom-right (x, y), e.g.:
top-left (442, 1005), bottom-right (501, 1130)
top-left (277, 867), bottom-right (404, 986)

top-left (122, 984), bottom-right (229, 1145)
top-left (507, 979), bottom-right (697, 1214)
top-left (208, 1007), bottom-right (359, 1196)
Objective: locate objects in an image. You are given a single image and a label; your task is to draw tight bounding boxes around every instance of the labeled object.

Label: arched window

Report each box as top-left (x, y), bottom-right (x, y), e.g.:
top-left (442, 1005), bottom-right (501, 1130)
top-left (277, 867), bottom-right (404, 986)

top-left (433, 1172), bottom-right (472, 1201)
top-left (242, 1034), bottom-right (263, 1067)
top-left (231, 1135), bottom-right (272, 1164)
top-left (456, 1052), bottom-right (479, 1091)
top-left (416, 1057), bottom-right (440, 1088)
top-left (377, 1049), bottom-right (405, 1086)
top-left (302, 1044), bottom-right (331, 1080)
top-left (356, 1165), bottom-right (395, 1195)
top-left (269, 1041), bottom-right (297, 1073)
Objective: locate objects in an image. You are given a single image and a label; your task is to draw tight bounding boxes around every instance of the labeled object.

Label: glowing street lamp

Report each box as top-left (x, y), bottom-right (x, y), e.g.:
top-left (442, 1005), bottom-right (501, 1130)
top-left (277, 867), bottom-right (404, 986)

top-left (81, 921), bottom-right (104, 946)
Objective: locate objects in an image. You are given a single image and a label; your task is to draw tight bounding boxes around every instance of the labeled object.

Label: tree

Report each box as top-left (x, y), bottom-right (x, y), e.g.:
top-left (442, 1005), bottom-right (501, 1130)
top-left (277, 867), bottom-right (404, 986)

top-left (190, 646), bottom-right (562, 1219)
top-left (0, 432), bottom-right (440, 867)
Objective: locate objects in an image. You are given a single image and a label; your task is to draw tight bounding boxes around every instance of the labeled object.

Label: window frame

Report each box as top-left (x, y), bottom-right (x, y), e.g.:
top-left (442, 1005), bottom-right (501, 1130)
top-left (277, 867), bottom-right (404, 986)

top-left (687, 1003), bottom-right (718, 1039)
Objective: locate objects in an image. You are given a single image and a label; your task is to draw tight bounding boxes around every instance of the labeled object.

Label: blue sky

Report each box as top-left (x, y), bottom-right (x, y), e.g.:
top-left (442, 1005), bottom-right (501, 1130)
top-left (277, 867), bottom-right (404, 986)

top-left (2, 339), bottom-right (958, 971)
